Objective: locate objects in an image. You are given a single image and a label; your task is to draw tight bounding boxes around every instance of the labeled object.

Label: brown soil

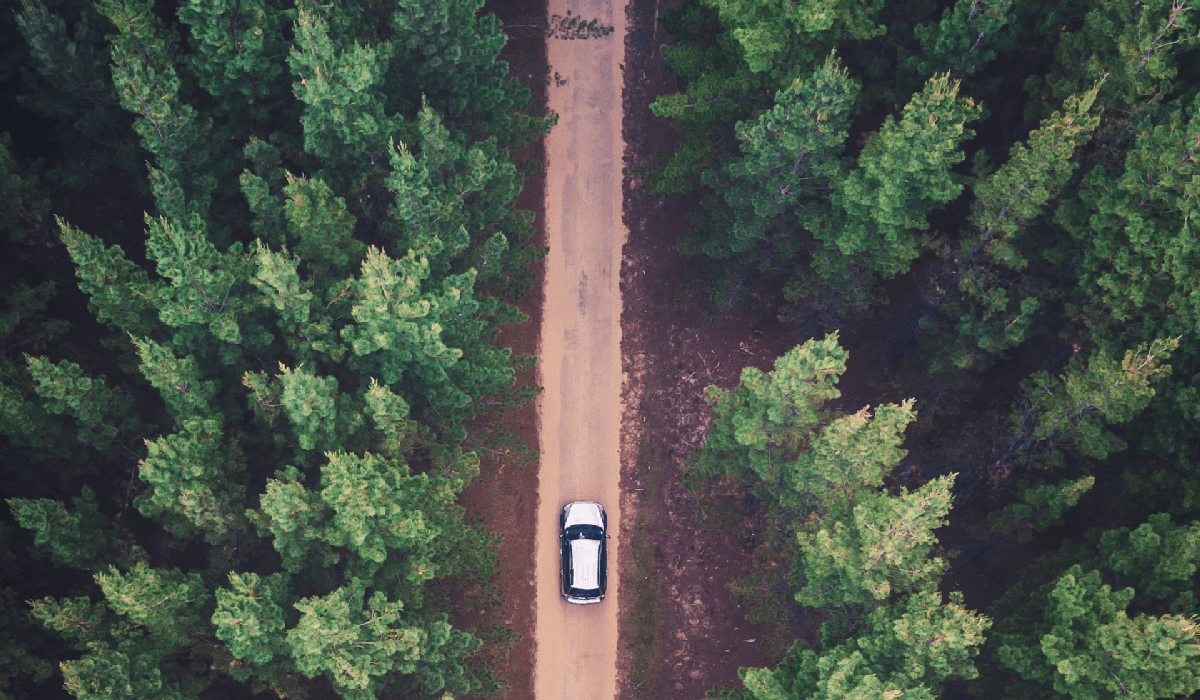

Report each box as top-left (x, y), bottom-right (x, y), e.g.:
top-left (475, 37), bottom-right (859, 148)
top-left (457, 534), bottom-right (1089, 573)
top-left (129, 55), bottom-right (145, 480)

top-left (615, 0), bottom-right (814, 696)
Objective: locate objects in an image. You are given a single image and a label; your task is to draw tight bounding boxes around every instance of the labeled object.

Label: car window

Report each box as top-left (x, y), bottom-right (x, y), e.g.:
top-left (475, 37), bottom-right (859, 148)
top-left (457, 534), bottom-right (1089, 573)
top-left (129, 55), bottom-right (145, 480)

top-left (565, 524), bottom-right (603, 539)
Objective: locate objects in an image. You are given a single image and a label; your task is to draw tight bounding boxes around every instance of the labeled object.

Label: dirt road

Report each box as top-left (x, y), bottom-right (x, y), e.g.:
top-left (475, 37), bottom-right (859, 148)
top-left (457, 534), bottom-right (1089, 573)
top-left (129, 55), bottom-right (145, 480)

top-left (534, 0), bottom-right (627, 699)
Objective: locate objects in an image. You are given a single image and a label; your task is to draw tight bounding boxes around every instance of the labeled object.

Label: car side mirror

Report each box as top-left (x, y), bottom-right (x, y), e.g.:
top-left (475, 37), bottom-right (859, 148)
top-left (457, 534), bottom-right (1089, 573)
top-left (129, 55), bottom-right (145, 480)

top-left (605, 534), bottom-right (611, 539)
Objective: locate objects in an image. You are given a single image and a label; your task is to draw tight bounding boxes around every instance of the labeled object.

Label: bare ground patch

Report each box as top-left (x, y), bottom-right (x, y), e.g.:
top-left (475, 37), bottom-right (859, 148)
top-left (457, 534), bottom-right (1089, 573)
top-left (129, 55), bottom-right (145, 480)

top-left (616, 1), bottom-right (810, 696)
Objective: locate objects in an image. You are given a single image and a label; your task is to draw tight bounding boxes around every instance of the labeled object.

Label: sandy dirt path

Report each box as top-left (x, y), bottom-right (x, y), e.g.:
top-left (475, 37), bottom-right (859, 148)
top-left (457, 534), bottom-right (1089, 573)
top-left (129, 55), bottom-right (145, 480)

top-left (534, 0), bottom-right (627, 699)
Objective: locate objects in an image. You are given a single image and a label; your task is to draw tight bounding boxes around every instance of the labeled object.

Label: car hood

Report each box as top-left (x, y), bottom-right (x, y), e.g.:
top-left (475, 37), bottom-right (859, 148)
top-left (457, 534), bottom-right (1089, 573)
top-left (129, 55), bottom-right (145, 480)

top-left (563, 502), bottom-right (604, 529)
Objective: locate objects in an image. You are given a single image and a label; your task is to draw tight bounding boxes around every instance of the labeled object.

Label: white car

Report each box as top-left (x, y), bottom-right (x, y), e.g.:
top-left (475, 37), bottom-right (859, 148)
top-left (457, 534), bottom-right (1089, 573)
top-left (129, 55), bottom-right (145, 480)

top-left (560, 501), bottom-right (609, 604)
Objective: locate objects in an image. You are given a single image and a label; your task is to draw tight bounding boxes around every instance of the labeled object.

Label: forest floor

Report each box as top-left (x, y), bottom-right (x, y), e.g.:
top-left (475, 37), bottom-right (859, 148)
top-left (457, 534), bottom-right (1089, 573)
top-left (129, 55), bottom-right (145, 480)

top-left (615, 0), bottom-right (799, 695)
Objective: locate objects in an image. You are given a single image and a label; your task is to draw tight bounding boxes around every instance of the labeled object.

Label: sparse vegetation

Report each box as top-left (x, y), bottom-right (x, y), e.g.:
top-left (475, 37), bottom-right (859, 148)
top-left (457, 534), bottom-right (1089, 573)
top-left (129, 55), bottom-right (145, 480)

top-left (622, 440), bottom-right (665, 700)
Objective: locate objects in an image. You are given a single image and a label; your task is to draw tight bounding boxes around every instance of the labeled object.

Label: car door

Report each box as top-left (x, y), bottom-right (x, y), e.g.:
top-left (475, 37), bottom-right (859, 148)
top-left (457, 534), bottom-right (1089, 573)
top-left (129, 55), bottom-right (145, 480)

top-left (560, 530), bottom-right (569, 595)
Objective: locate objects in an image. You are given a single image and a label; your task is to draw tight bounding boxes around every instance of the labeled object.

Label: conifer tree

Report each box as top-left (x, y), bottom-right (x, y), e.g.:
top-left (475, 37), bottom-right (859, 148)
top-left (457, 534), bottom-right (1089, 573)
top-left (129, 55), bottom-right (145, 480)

top-left (1024, 0), bottom-right (1198, 128)
top-left (989, 566), bottom-right (1200, 700)
top-left (686, 55), bottom-right (858, 305)
top-left (648, 0), bottom-right (775, 195)
top-left (978, 513), bottom-right (1200, 699)
top-left (388, 0), bottom-right (533, 142)
top-left (24, 356), bottom-right (141, 453)
top-left (0, 525), bottom-right (56, 700)
top-left (13, 0), bottom-right (138, 187)
top-left (647, 0), bottom-right (888, 197)
top-left (692, 333), bottom-right (915, 530)
top-left (794, 73), bottom-right (981, 311)
top-left (1058, 95), bottom-right (1200, 352)
top-left (694, 340), bottom-right (987, 700)
top-left (703, 0), bottom-right (885, 75)
top-left (989, 476), bottom-right (1095, 544)
top-left (176, 0), bottom-right (290, 127)
top-left (98, 0), bottom-right (219, 205)
top-left (738, 589), bottom-right (989, 700)
top-left (2, 0), bottom-right (541, 697)
top-left (823, 74), bottom-right (980, 276)
top-left (722, 474), bottom-right (989, 700)
top-left (1093, 514), bottom-right (1200, 607)
top-left (998, 337), bottom-right (1178, 468)
top-left (927, 87), bottom-right (1101, 366)
top-left (210, 571), bottom-right (294, 689)
top-left (795, 475), bottom-right (956, 610)
top-left (7, 488), bottom-right (120, 570)
top-left (899, 0), bottom-right (1013, 86)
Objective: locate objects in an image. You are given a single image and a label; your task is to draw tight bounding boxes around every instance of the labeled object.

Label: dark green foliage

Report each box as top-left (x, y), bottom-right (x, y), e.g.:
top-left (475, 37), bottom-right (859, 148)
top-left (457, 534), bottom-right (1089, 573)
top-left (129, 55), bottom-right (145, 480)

top-left (826, 74), bottom-right (980, 274)
top-left (900, 0), bottom-right (1013, 86)
top-left (286, 585), bottom-right (419, 698)
top-left (136, 428), bottom-right (248, 542)
top-left (386, 0), bottom-right (525, 136)
top-left (211, 571), bottom-right (290, 677)
top-left (288, 6), bottom-right (397, 181)
top-left (177, 0), bottom-right (291, 126)
top-left (926, 87), bottom-right (1102, 366)
top-left (0, 0), bottom-right (544, 696)
top-left (0, 134), bottom-right (51, 243)
top-left (57, 221), bottom-right (160, 339)
top-left (6, 0), bottom-right (1200, 698)
top-left (99, 0), bottom-right (219, 204)
top-left (647, 0), bottom-right (776, 196)
top-left (8, 488), bottom-right (120, 570)
top-left (702, 0), bottom-right (885, 76)
top-left (652, 23), bottom-right (1200, 700)
top-left (795, 475), bottom-right (956, 609)
top-left (650, 0), bottom-right (1200, 383)
top-left (25, 357), bottom-right (143, 452)
top-left (691, 333), bottom-right (916, 532)
top-left (0, 541), bottom-right (57, 699)
top-left (1024, 0), bottom-right (1200, 126)
top-left (684, 55), bottom-right (858, 306)
top-left (992, 338), bottom-right (1179, 470)
top-left (797, 73), bottom-right (981, 311)
top-left (13, 0), bottom-right (138, 188)
top-left (740, 590), bottom-right (989, 700)
top-left (0, 289), bottom-right (76, 464)
top-left (1059, 95), bottom-right (1200, 350)
top-left (1092, 514), bottom-right (1200, 608)
top-left (973, 514), bottom-right (1200, 699)
top-left (995, 567), bottom-right (1199, 700)
top-left (989, 476), bottom-right (1095, 544)
top-left (690, 337), bottom-right (988, 699)
top-left (983, 521), bottom-right (1200, 700)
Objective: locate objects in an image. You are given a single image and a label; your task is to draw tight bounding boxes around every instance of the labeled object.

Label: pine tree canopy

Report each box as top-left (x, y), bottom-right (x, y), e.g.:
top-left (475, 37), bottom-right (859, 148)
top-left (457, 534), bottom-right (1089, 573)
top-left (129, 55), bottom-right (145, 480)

top-left (1, 0), bottom-right (543, 696)
top-left (7, 0), bottom-right (1200, 699)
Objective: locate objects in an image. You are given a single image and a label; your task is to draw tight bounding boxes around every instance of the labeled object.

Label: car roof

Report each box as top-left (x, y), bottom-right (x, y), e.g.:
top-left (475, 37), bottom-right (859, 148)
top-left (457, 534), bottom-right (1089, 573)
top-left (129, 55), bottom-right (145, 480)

top-left (569, 538), bottom-right (602, 589)
top-left (563, 501), bottom-right (604, 529)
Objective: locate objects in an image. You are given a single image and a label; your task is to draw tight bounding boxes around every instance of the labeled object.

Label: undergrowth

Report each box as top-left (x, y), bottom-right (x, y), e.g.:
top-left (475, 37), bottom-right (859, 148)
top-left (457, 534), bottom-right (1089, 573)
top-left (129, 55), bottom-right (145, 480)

top-left (622, 439), bottom-right (664, 699)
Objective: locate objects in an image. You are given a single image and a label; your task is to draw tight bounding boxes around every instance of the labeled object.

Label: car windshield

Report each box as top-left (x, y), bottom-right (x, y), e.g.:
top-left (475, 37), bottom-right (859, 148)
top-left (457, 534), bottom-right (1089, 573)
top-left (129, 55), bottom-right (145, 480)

top-left (565, 524), bottom-right (604, 539)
